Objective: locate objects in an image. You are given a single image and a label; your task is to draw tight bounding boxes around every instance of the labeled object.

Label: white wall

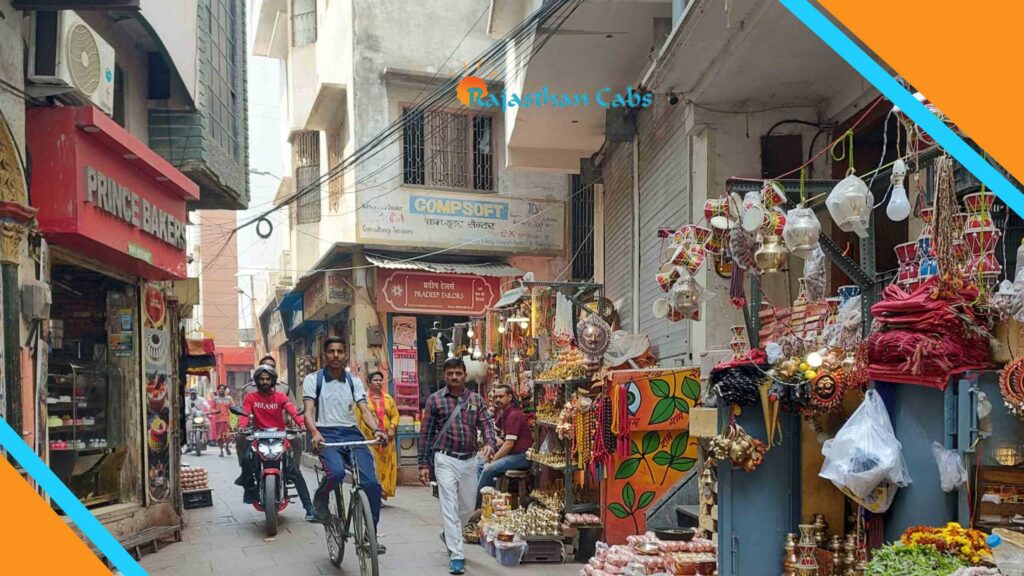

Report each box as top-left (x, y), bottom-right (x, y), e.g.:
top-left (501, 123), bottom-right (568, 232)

top-left (0, 0), bottom-right (23, 157)
top-left (139, 0), bottom-right (199, 104)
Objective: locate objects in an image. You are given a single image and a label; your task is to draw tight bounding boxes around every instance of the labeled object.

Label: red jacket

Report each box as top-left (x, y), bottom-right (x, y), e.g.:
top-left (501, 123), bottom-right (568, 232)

top-left (237, 390), bottom-right (305, 430)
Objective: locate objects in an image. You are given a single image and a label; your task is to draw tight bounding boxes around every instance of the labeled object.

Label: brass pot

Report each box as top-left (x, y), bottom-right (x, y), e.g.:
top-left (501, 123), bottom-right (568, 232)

top-left (755, 235), bottom-right (789, 273)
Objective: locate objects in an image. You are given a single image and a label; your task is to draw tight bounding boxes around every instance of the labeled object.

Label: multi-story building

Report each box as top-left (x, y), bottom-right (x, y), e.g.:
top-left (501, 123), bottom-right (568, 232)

top-left (253, 0), bottom-right (569, 403)
top-left (1, 0), bottom-right (249, 557)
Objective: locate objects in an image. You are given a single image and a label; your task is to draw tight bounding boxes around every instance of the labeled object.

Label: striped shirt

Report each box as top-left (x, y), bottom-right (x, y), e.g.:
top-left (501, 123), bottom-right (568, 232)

top-left (418, 386), bottom-right (496, 466)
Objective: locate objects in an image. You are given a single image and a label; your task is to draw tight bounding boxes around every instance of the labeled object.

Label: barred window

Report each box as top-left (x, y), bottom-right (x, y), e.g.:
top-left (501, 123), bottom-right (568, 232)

top-left (402, 109), bottom-right (494, 192)
top-left (208, 0), bottom-right (240, 160)
top-left (327, 124), bottom-right (345, 213)
top-left (570, 174), bottom-right (595, 281)
top-left (293, 131), bottom-right (321, 224)
top-left (292, 0), bottom-right (317, 47)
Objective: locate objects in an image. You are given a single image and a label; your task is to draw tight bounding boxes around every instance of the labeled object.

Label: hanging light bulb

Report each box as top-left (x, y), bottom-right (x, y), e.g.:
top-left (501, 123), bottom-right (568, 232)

top-left (466, 324), bottom-right (475, 339)
top-left (519, 318), bottom-right (529, 330)
top-left (497, 323), bottom-right (506, 334)
top-left (806, 348), bottom-right (826, 368)
top-left (512, 351), bottom-right (521, 364)
top-left (446, 343), bottom-right (455, 359)
top-left (472, 343), bottom-right (482, 359)
top-left (886, 158), bottom-right (910, 222)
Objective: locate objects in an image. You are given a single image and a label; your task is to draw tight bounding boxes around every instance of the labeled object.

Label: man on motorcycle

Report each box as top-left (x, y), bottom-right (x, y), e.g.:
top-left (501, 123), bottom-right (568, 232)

top-left (236, 365), bottom-right (316, 521)
top-left (184, 389), bottom-right (211, 454)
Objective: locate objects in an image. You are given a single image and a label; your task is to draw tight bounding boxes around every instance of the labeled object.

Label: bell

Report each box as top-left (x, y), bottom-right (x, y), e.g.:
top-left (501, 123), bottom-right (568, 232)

top-left (783, 207), bottom-right (821, 257)
top-left (826, 174), bottom-right (873, 238)
top-left (755, 235), bottom-right (789, 273)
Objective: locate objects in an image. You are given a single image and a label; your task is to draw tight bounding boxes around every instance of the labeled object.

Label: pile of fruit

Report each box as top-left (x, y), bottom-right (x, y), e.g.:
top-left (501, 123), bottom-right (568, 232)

top-left (538, 348), bottom-right (588, 381)
top-left (181, 467), bottom-right (209, 491)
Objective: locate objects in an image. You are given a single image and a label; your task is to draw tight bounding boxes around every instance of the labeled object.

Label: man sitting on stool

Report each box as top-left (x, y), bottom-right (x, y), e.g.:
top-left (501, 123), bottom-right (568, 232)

top-left (476, 384), bottom-right (532, 508)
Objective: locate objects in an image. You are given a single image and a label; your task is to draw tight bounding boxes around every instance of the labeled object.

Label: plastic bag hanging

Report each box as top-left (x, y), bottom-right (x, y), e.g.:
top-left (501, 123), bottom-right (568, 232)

top-left (819, 389), bottom-right (911, 506)
top-left (931, 441), bottom-right (968, 492)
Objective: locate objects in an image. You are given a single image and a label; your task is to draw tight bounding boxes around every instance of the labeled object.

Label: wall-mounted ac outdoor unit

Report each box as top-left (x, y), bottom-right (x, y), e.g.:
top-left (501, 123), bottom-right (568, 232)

top-left (29, 10), bottom-right (116, 116)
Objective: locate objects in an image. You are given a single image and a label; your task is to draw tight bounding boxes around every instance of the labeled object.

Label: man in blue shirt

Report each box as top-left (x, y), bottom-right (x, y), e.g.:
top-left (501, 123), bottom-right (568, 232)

top-left (303, 337), bottom-right (388, 554)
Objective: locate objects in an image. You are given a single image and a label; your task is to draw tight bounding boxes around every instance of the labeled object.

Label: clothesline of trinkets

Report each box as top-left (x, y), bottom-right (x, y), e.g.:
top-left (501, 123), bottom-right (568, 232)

top-left (654, 156), bottom-right (1010, 330)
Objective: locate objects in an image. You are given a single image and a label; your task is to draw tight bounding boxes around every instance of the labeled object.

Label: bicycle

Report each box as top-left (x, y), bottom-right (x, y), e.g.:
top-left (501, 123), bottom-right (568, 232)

top-left (315, 438), bottom-right (381, 576)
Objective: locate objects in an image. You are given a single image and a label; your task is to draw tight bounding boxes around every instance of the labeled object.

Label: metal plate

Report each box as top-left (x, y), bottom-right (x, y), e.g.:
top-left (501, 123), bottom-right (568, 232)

top-left (253, 431), bottom-right (286, 439)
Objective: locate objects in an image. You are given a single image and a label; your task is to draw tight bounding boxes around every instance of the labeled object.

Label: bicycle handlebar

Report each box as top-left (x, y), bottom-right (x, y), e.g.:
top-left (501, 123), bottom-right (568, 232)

top-left (320, 439), bottom-right (382, 447)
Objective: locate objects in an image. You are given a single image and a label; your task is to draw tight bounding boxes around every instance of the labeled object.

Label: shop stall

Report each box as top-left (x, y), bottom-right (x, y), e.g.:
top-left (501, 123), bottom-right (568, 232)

top-left (28, 106), bottom-right (196, 544)
top-left (651, 94), bottom-right (1024, 576)
top-left (471, 278), bottom-right (711, 570)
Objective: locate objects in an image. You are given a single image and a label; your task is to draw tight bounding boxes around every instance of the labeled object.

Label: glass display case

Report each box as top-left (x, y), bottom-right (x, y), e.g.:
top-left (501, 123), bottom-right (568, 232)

top-left (46, 360), bottom-right (125, 507)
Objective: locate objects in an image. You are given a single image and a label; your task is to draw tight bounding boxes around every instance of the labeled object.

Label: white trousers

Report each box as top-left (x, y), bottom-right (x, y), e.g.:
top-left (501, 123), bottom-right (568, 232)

top-left (434, 452), bottom-right (478, 561)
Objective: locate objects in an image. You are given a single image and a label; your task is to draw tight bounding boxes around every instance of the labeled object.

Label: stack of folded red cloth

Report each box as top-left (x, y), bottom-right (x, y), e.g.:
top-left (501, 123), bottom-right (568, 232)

top-left (867, 278), bottom-right (992, 390)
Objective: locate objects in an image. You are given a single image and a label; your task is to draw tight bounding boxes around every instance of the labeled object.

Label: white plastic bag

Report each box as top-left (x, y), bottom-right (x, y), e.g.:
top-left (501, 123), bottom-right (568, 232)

top-left (932, 441), bottom-right (968, 492)
top-left (820, 390), bottom-right (911, 502)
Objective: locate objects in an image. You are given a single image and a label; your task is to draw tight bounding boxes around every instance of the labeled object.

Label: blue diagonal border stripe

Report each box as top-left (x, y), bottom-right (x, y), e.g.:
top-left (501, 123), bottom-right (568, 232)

top-left (0, 417), bottom-right (146, 575)
top-left (779, 0), bottom-right (1024, 215)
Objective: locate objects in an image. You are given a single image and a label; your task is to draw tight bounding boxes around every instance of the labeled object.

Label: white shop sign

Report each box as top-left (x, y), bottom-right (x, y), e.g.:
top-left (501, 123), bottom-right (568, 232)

top-left (357, 189), bottom-right (565, 254)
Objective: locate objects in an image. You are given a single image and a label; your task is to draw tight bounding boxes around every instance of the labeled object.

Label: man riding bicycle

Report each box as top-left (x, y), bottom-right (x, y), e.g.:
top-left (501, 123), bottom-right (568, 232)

top-left (303, 336), bottom-right (388, 554)
top-left (235, 365), bottom-right (316, 520)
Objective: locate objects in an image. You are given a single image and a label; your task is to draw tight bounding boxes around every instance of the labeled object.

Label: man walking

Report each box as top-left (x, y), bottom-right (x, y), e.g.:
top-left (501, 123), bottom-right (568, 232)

top-left (212, 385), bottom-right (234, 457)
top-left (419, 357), bottom-right (497, 575)
top-left (475, 384), bottom-right (532, 507)
top-left (303, 337), bottom-right (388, 553)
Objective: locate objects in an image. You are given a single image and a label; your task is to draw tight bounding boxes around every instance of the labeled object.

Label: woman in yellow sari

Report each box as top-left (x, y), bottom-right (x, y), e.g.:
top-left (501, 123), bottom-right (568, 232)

top-left (358, 371), bottom-right (400, 499)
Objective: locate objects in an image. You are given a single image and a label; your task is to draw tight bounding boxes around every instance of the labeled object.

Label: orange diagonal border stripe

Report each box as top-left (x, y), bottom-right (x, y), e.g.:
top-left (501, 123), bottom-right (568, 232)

top-left (0, 457), bottom-right (111, 573)
top-left (817, 0), bottom-right (1024, 184)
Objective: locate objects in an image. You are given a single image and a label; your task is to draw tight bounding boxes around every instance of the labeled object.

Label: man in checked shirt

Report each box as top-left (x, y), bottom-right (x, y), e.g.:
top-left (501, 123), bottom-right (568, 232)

top-left (419, 357), bottom-right (497, 575)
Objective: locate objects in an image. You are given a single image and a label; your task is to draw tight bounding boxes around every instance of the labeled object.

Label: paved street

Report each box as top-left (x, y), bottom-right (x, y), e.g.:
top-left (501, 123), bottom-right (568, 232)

top-left (140, 452), bottom-right (581, 575)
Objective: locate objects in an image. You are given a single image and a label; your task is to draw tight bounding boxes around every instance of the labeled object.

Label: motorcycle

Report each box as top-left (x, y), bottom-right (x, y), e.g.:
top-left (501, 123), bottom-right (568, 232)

top-left (231, 405), bottom-right (304, 536)
top-left (190, 409), bottom-right (210, 456)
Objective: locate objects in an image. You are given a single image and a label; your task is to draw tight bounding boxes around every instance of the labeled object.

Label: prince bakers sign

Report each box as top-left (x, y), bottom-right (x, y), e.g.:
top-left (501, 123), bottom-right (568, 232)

top-left (377, 271), bottom-right (500, 316)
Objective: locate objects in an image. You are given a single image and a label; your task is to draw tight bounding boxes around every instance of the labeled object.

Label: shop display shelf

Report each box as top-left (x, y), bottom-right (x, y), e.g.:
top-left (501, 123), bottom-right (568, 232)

top-left (535, 419), bottom-right (559, 428)
top-left (48, 424), bottom-right (104, 432)
top-left (533, 378), bottom-right (590, 388)
top-left (529, 458), bottom-right (574, 473)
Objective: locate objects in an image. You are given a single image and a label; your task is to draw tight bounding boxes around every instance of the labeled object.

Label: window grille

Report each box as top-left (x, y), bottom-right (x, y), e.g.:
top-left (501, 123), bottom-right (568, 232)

top-left (328, 124), bottom-right (345, 212)
top-left (570, 174), bottom-right (595, 281)
top-left (292, 0), bottom-right (317, 47)
top-left (402, 109), bottom-right (495, 192)
top-left (293, 131), bottom-right (321, 224)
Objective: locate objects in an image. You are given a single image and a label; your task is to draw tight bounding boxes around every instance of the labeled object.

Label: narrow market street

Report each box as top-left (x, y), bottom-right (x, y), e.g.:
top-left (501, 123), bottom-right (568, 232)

top-left (140, 452), bottom-right (580, 576)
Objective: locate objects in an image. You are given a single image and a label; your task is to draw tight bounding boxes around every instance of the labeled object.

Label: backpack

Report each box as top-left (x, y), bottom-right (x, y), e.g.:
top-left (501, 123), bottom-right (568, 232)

top-left (314, 368), bottom-right (357, 423)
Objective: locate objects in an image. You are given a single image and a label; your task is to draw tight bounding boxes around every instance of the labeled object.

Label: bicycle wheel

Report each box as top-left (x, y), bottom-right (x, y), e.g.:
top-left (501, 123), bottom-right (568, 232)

top-left (351, 488), bottom-right (379, 576)
top-left (325, 485), bottom-right (345, 567)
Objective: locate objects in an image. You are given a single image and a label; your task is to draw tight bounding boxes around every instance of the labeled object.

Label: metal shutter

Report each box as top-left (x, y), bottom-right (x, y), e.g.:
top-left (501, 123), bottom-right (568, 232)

top-left (602, 141), bottom-right (634, 329)
top-left (637, 102), bottom-right (690, 362)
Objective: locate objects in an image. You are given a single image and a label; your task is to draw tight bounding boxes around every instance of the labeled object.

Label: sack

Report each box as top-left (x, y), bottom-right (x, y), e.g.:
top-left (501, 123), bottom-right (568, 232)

top-left (820, 389), bottom-right (910, 508)
top-left (932, 441), bottom-right (968, 493)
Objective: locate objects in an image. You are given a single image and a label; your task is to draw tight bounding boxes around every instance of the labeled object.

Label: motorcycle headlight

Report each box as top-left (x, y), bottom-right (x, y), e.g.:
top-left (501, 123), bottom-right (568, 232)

top-left (257, 441), bottom-right (285, 459)
top-left (192, 417), bottom-right (204, 425)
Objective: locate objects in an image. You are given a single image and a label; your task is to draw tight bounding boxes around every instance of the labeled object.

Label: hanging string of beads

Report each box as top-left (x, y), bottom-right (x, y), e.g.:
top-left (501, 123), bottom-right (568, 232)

top-left (933, 154), bottom-right (962, 297)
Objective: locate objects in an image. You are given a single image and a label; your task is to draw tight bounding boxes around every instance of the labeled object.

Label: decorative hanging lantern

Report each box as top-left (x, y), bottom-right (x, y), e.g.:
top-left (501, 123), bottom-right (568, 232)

top-left (671, 273), bottom-right (703, 315)
top-left (782, 207), bottom-right (821, 257)
top-left (754, 235), bottom-right (788, 273)
top-left (825, 174), bottom-right (873, 238)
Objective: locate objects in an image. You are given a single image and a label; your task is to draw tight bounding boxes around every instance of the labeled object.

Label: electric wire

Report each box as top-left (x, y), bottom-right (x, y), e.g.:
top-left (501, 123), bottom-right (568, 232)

top-left (201, 0), bottom-right (585, 274)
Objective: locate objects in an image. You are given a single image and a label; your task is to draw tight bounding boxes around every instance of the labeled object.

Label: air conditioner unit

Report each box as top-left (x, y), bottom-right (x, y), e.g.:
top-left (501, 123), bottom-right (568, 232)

top-left (29, 11), bottom-right (116, 116)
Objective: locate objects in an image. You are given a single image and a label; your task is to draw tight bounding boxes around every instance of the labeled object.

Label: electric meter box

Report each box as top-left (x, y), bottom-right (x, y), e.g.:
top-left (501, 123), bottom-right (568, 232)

top-left (22, 280), bottom-right (52, 320)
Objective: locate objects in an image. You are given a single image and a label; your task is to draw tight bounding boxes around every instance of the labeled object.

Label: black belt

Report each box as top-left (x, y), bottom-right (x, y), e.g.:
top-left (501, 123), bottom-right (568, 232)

top-left (438, 450), bottom-right (475, 461)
